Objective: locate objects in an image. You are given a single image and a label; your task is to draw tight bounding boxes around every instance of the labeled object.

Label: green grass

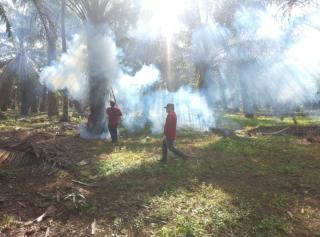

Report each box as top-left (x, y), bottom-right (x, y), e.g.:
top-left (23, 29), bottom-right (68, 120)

top-left (73, 133), bottom-right (319, 236)
top-left (217, 114), bottom-right (320, 130)
top-left (0, 110), bottom-right (83, 136)
top-left (143, 184), bottom-right (251, 237)
top-left (1, 111), bottom-right (320, 236)
top-left (0, 215), bottom-right (21, 231)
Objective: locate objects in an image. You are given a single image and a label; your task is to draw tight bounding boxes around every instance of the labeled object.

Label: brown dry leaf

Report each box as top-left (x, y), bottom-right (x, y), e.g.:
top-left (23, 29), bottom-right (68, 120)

top-left (17, 201), bottom-right (27, 208)
top-left (77, 160), bottom-right (89, 166)
top-left (36, 205), bottom-right (56, 223)
top-left (24, 220), bottom-right (34, 226)
top-left (45, 227), bottom-right (50, 237)
top-left (56, 192), bottom-right (61, 203)
top-left (287, 211), bottom-right (294, 219)
top-left (296, 139), bottom-right (311, 145)
top-left (91, 219), bottom-right (96, 235)
top-left (24, 228), bottom-right (36, 236)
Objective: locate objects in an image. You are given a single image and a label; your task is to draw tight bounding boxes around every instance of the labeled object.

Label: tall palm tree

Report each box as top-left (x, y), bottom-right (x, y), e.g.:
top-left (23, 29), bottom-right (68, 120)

top-left (66, 0), bottom-right (125, 137)
top-left (30, 0), bottom-right (59, 116)
top-left (0, 1), bottom-right (46, 115)
top-left (61, 0), bottom-right (69, 121)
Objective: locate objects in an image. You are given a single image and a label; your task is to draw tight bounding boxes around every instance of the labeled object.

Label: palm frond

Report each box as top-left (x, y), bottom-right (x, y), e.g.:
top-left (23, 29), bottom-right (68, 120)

top-left (67, 0), bottom-right (112, 23)
top-left (0, 52), bottom-right (39, 88)
top-left (30, 0), bottom-right (58, 44)
top-left (0, 3), bottom-right (13, 38)
top-left (0, 130), bottom-right (76, 168)
top-left (66, 0), bottom-right (87, 20)
top-left (273, 0), bottom-right (317, 14)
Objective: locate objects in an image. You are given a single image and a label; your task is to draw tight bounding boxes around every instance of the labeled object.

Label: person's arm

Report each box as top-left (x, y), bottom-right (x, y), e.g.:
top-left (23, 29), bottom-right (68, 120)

top-left (163, 115), bottom-right (169, 138)
top-left (116, 108), bottom-right (122, 124)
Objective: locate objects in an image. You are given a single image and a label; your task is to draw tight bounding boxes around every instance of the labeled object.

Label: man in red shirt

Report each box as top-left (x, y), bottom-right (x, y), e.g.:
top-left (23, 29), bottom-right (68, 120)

top-left (160, 103), bottom-right (188, 163)
top-left (106, 100), bottom-right (122, 142)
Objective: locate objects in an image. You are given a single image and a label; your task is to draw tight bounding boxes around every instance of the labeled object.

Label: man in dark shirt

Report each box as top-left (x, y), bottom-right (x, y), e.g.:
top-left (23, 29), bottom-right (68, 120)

top-left (106, 101), bottom-right (122, 142)
top-left (160, 103), bottom-right (188, 163)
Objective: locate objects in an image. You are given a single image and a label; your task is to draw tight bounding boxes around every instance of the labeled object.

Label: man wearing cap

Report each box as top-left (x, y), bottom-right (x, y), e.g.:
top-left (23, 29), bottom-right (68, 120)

top-left (106, 100), bottom-right (122, 142)
top-left (160, 103), bottom-right (188, 163)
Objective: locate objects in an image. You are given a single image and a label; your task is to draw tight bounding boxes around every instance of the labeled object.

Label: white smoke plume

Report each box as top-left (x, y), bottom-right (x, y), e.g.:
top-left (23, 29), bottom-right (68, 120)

top-left (39, 34), bottom-right (88, 102)
top-left (38, 27), bottom-right (215, 134)
top-left (191, 4), bottom-right (320, 115)
top-left (115, 67), bottom-right (215, 133)
top-left (146, 87), bottom-right (215, 133)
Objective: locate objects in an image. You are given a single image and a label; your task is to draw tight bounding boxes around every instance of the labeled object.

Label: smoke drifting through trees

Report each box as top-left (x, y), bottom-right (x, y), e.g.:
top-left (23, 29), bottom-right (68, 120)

top-left (191, 4), bottom-right (320, 116)
top-left (40, 34), bottom-right (88, 102)
top-left (37, 2), bottom-right (320, 135)
top-left (40, 30), bottom-right (215, 133)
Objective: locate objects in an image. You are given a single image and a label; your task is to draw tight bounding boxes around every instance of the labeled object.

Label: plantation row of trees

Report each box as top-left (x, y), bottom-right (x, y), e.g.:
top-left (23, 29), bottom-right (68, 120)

top-left (0, 0), bottom-right (316, 130)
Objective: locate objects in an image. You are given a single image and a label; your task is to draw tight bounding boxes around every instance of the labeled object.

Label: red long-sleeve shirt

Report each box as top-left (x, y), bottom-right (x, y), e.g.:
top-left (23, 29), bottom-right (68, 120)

top-left (106, 107), bottom-right (122, 128)
top-left (164, 111), bottom-right (177, 140)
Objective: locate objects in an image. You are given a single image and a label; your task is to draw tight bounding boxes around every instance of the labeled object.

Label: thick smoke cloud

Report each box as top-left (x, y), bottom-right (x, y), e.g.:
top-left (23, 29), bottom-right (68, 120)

top-left (40, 34), bottom-right (88, 102)
top-left (39, 28), bottom-right (215, 133)
top-left (192, 4), bottom-right (320, 115)
top-left (38, 2), bottom-right (320, 136)
top-left (145, 87), bottom-right (215, 133)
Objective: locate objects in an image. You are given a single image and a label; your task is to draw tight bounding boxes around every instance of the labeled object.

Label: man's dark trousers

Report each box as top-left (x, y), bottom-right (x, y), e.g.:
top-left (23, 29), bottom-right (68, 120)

top-left (108, 126), bottom-right (118, 142)
top-left (161, 139), bottom-right (187, 162)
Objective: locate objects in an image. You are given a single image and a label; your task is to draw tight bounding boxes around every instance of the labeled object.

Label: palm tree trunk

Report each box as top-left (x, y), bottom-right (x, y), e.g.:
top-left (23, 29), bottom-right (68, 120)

top-left (30, 99), bottom-right (38, 113)
top-left (47, 27), bottom-right (59, 117)
top-left (10, 85), bottom-right (17, 110)
top-left (216, 71), bottom-right (228, 110)
top-left (39, 85), bottom-right (47, 112)
top-left (86, 23), bottom-right (108, 136)
top-left (239, 74), bottom-right (255, 118)
top-left (197, 64), bottom-right (209, 91)
top-left (47, 91), bottom-right (58, 117)
top-left (61, 0), bottom-right (69, 121)
top-left (0, 78), bottom-right (12, 111)
top-left (20, 79), bottom-right (31, 116)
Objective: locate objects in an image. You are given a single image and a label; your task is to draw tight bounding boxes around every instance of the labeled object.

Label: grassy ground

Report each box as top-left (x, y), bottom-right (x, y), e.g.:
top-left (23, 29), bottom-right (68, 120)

top-left (0, 112), bottom-right (320, 236)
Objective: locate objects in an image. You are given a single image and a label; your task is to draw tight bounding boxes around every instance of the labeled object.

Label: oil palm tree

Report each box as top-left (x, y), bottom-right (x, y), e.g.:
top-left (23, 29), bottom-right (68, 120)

top-left (0, 2), bottom-right (43, 115)
top-left (66, 0), bottom-right (131, 137)
top-left (30, 0), bottom-right (59, 116)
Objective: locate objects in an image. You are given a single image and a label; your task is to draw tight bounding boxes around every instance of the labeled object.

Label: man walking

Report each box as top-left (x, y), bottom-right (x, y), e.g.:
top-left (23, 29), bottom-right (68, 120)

top-left (106, 100), bottom-right (122, 142)
top-left (160, 103), bottom-right (188, 163)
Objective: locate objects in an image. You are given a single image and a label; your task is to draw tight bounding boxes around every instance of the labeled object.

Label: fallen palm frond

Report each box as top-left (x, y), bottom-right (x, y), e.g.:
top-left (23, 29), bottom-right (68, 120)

top-left (248, 125), bottom-right (320, 141)
top-left (0, 130), bottom-right (78, 167)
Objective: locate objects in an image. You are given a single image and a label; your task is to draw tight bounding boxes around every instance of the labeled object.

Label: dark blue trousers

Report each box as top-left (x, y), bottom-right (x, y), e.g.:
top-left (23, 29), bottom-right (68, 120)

top-left (161, 139), bottom-right (187, 162)
top-left (108, 126), bottom-right (118, 142)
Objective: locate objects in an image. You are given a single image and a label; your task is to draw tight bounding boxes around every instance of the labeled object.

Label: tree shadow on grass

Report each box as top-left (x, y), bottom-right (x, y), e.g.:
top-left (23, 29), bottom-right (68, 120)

top-left (67, 135), bottom-right (320, 236)
top-left (1, 134), bottom-right (319, 236)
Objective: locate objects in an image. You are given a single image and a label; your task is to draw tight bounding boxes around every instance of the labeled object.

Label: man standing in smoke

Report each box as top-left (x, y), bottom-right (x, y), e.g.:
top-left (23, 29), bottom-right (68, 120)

top-left (160, 103), bottom-right (189, 163)
top-left (106, 101), bottom-right (122, 142)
